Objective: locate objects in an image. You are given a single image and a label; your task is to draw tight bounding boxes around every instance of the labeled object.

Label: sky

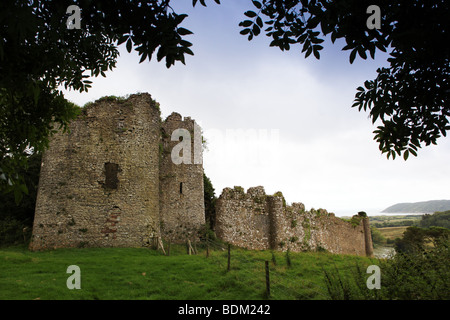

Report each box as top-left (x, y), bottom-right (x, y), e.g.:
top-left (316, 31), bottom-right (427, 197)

top-left (61, 1), bottom-right (450, 216)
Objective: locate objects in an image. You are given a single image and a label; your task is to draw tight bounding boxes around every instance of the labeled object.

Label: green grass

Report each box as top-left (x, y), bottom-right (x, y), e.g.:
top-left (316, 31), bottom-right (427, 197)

top-left (378, 226), bottom-right (408, 240)
top-left (0, 244), bottom-right (376, 300)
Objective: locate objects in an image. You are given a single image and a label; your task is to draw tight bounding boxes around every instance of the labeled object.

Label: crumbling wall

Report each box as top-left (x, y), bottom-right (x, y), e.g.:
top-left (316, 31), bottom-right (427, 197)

top-left (214, 186), bottom-right (271, 250)
top-left (215, 186), bottom-right (373, 256)
top-left (159, 113), bottom-right (205, 242)
top-left (30, 94), bottom-right (186, 250)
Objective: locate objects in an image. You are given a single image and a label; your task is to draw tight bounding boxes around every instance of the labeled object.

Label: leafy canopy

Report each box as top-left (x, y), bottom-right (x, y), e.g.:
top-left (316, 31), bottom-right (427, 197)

top-left (238, 0), bottom-right (449, 160)
top-left (1, 0), bottom-right (448, 201)
top-left (1, 0), bottom-right (215, 200)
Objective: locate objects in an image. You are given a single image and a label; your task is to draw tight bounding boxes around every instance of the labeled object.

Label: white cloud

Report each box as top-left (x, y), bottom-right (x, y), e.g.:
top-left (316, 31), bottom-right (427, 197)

top-left (61, 2), bottom-right (449, 217)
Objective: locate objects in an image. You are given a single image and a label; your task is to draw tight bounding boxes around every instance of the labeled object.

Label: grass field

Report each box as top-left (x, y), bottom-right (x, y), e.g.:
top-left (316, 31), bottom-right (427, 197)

top-left (0, 244), bottom-right (377, 300)
top-left (377, 226), bottom-right (408, 241)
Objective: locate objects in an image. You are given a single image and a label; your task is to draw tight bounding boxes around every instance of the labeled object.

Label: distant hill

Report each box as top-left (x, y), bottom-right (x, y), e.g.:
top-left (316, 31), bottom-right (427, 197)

top-left (382, 200), bottom-right (450, 213)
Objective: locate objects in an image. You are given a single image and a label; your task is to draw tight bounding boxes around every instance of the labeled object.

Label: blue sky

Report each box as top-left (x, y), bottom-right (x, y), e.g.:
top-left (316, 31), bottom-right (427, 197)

top-left (62, 1), bottom-right (450, 216)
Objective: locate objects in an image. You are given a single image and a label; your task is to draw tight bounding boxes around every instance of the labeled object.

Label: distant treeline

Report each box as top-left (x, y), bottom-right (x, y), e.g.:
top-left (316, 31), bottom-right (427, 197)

top-left (372, 220), bottom-right (416, 228)
top-left (419, 211), bottom-right (450, 229)
top-left (370, 215), bottom-right (421, 228)
top-left (371, 211), bottom-right (450, 229)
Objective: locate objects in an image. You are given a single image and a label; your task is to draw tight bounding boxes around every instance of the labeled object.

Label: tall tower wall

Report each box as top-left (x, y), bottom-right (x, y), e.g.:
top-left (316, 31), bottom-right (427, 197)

top-left (29, 94), bottom-right (161, 250)
top-left (159, 113), bottom-right (205, 242)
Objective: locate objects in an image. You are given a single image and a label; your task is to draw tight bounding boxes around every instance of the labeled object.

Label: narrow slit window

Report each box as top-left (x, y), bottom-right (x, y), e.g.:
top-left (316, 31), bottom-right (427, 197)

top-left (104, 162), bottom-right (119, 189)
top-left (180, 182), bottom-right (183, 194)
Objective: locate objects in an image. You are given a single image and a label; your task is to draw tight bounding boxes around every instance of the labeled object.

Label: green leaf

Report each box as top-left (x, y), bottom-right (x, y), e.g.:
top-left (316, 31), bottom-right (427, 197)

top-left (239, 20), bottom-right (253, 27)
top-left (256, 16), bottom-right (263, 28)
top-left (244, 11), bottom-right (257, 18)
top-left (126, 38), bottom-right (132, 53)
top-left (139, 52), bottom-right (148, 63)
top-left (14, 188), bottom-right (23, 205)
top-left (403, 149), bottom-right (409, 161)
top-left (252, 0), bottom-right (262, 9)
top-left (305, 47), bottom-right (313, 58)
top-left (19, 182), bottom-right (28, 195)
top-left (252, 24), bottom-right (260, 36)
top-left (313, 48), bottom-right (320, 59)
top-left (409, 148), bottom-right (418, 157)
top-left (177, 28), bottom-right (193, 36)
top-left (117, 35), bottom-right (128, 46)
top-left (349, 49), bottom-right (357, 64)
top-left (357, 46), bottom-right (367, 60)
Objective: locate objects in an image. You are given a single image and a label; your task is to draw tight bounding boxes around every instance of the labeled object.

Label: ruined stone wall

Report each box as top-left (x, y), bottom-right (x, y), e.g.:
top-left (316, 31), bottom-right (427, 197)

top-left (30, 94), bottom-right (163, 250)
top-left (159, 113), bottom-right (205, 242)
top-left (30, 93), bottom-right (206, 250)
top-left (215, 186), bottom-right (372, 256)
top-left (214, 186), bottom-right (272, 250)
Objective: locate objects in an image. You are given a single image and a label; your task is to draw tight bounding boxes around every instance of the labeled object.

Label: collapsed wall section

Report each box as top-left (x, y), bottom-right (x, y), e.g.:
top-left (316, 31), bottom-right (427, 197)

top-left (29, 94), bottom-right (161, 250)
top-left (215, 186), bottom-right (373, 256)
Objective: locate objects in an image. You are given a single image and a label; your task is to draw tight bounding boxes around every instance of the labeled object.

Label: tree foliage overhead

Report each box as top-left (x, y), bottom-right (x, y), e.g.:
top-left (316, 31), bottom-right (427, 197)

top-left (0, 0), bottom-right (206, 199)
top-left (238, 0), bottom-right (450, 160)
top-left (1, 0), bottom-right (449, 202)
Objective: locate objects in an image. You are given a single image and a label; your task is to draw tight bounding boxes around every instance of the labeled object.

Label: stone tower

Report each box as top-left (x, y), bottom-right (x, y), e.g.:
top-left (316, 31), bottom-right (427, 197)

top-left (159, 113), bottom-right (205, 242)
top-left (29, 93), bottom-right (205, 250)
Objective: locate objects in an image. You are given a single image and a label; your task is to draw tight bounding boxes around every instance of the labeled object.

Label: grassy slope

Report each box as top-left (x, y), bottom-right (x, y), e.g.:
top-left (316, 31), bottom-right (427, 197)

top-left (0, 245), bottom-right (376, 300)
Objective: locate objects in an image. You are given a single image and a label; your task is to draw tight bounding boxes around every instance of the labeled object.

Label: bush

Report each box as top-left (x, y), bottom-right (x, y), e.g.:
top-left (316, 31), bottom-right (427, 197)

top-left (380, 239), bottom-right (449, 299)
top-left (323, 237), bottom-right (449, 300)
top-left (0, 217), bottom-right (31, 246)
top-left (371, 227), bottom-right (387, 247)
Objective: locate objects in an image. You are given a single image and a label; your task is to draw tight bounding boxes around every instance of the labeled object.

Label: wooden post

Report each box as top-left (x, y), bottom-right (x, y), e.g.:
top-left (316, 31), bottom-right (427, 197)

top-left (227, 244), bottom-right (231, 272)
top-left (187, 240), bottom-right (192, 255)
top-left (158, 237), bottom-right (166, 256)
top-left (152, 237), bottom-right (158, 250)
top-left (265, 261), bottom-right (270, 298)
top-left (187, 239), bottom-right (196, 255)
top-left (206, 233), bottom-right (209, 258)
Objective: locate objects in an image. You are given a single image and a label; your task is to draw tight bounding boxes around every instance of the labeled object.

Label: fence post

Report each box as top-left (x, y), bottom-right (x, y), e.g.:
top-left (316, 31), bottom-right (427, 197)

top-left (227, 243), bottom-right (231, 272)
top-left (168, 240), bottom-right (171, 256)
top-left (188, 239), bottom-right (193, 255)
top-left (265, 260), bottom-right (270, 298)
top-left (158, 237), bottom-right (166, 256)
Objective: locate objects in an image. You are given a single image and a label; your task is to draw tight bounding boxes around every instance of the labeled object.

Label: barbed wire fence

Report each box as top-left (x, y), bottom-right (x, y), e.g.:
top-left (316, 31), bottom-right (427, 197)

top-left (153, 236), bottom-right (334, 300)
top-left (152, 232), bottom-right (449, 300)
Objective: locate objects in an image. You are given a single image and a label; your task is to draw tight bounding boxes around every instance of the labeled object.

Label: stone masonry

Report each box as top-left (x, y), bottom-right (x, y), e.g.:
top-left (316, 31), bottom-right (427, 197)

top-left (215, 186), bottom-right (373, 256)
top-left (29, 93), bottom-right (205, 250)
top-left (29, 92), bottom-right (373, 256)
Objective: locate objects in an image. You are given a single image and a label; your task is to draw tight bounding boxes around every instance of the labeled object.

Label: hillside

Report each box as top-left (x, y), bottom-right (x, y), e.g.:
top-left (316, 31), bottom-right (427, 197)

top-left (382, 200), bottom-right (450, 213)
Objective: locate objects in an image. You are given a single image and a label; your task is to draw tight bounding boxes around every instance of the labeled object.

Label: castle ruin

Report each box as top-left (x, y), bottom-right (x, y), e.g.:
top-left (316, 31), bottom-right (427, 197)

top-left (30, 92), bottom-right (373, 256)
top-left (215, 186), bottom-right (373, 256)
top-left (29, 93), bottom-right (205, 250)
